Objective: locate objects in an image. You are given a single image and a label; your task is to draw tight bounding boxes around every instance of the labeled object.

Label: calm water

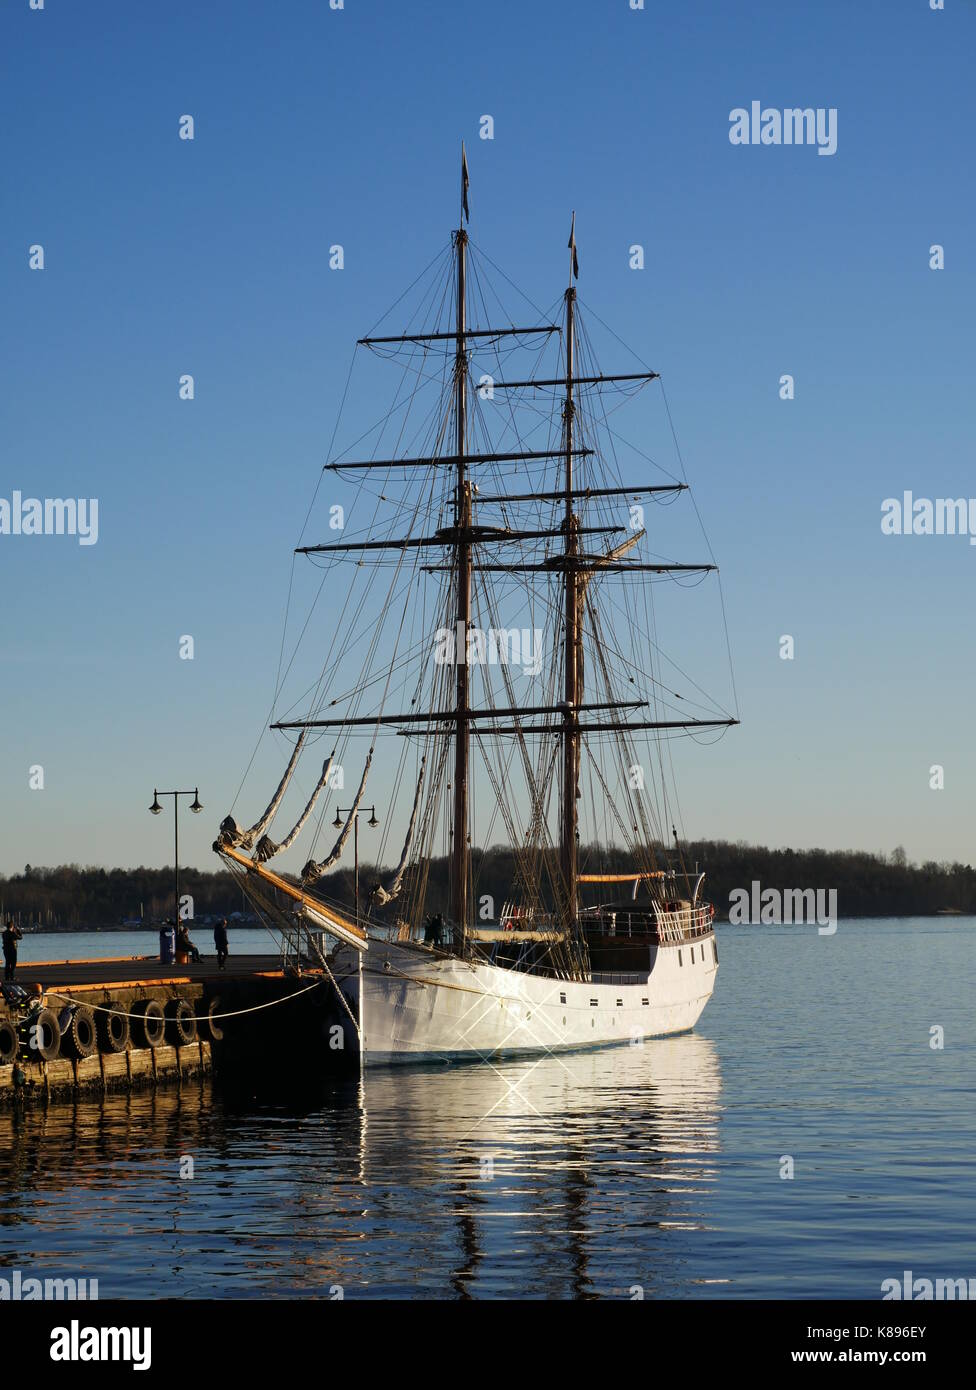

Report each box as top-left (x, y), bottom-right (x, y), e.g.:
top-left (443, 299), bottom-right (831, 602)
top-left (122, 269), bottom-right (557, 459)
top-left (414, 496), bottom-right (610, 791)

top-left (2, 919), bottom-right (974, 1299)
top-left (14, 926), bottom-right (281, 965)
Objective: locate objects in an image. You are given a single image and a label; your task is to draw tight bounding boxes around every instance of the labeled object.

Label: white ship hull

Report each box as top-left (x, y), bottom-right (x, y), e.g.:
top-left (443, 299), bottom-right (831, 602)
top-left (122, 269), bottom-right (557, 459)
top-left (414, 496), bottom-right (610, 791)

top-left (331, 934), bottom-right (718, 1065)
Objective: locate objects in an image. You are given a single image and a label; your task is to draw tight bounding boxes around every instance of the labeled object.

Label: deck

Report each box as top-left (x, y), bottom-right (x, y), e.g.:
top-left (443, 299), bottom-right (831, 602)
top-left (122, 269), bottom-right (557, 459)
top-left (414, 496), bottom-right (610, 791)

top-left (14, 953), bottom-right (287, 991)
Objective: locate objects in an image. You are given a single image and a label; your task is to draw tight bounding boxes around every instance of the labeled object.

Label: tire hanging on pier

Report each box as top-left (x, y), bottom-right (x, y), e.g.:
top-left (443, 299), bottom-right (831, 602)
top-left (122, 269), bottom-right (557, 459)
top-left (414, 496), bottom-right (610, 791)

top-left (135, 999), bottom-right (166, 1049)
top-left (203, 997), bottom-right (224, 1043)
top-left (28, 1007), bottom-right (61, 1061)
top-left (0, 1019), bottom-right (18, 1065)
top-left (166, 999), bottom-right (197, 1046)
top-left (99, 1003), bottom-right (130, 1053)
top-left (65, 1005), bottom-right (98, 1059)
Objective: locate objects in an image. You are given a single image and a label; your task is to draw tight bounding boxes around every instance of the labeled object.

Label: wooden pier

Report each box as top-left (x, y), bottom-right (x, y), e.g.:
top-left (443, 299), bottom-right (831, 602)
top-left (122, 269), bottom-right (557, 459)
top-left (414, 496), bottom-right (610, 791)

top-left (0, 953), bottom-right (350, 1103)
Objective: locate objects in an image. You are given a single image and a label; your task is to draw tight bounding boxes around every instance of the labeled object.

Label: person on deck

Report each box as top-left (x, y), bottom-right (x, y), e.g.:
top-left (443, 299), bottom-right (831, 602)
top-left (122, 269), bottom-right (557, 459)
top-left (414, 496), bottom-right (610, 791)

top-left (3, 921), bottom-right (23, 981)
top-left (176, 922), bottom-right (201, 964)
top-left (213, 919), bottom-right (229, 970)
top-left (423, 913), bottom-right (444, 948)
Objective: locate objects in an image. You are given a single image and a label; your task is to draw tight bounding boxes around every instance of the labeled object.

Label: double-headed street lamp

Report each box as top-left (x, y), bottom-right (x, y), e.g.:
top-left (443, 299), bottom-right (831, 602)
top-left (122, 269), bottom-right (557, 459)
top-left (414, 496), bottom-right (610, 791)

top-left (332, 804), bottom-right (379, 921)
top-left (149, 787), bottom-right (203, 931)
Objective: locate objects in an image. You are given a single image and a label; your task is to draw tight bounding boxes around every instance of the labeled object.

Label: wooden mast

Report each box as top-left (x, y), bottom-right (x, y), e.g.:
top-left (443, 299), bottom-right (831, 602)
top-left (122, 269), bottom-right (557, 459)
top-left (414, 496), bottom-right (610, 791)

top-left (562, 215), bottom-right (579, 930)
top-left (451, 157), bottom-right (471, 934)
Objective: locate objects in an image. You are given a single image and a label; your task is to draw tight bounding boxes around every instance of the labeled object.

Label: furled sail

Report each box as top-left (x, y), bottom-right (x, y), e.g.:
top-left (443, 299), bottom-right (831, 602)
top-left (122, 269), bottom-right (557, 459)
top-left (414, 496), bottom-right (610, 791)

top-left (253, 754), bottom-right (334, 863)
top-left (577, 530), bottom-right (644, 709)
top-left (216, 730), bottom-right (307, 851)
top-left (301, 749), bottom-right (373, 884)
top-left (369, 757), bottom-right (426, 907)
top-left (582, 528), bottom-right (644, 592)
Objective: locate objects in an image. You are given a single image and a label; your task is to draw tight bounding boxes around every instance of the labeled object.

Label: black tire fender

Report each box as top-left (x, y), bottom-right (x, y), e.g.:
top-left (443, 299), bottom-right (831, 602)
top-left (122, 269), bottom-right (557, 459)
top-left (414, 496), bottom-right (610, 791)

top-left (28, 1007), bottom-right (61, 1062)
top-left (99, 1003), bottom-right (130, 1053)
top-left (0, 1019), bottom-right (18, 1065)
top-left (166, 998), bottom-right (197, 1046)
top-left (136, 999), bottom-right (166, 1049)
top-left (67, 1005), bottom-right (98, 1059)
top-left (204, 998), bottom-right (224, 1043)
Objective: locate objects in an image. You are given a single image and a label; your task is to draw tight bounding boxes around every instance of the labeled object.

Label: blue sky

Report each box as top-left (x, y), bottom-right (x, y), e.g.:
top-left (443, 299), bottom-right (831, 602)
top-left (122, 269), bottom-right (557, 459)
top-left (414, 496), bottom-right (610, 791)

top-left (1, 0), bottom-right (973, 877)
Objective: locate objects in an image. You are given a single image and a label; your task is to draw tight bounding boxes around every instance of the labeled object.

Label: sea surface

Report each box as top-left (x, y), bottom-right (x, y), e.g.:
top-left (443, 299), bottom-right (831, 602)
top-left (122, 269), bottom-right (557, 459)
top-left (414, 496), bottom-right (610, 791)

top-left (1, 919), bottom-right (974, 1299)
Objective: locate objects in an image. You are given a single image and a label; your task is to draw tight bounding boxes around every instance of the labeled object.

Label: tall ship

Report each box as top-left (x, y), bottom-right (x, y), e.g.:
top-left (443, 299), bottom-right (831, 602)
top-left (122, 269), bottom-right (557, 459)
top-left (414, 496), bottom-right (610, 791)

top-left (214, 153), bottom-right (738, 1064)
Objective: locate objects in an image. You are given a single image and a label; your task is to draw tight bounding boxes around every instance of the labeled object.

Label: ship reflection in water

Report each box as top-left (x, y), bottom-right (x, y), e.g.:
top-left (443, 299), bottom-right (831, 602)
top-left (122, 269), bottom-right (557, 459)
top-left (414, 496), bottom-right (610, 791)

top-left (0, 1035), bottom-right (721, 1299)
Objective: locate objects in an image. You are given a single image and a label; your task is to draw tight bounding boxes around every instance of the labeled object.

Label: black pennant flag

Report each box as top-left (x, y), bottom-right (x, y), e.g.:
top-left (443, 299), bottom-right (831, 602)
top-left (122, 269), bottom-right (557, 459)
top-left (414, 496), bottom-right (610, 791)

top-left (568, 210), bottom-right (579, 279)
top-left (461, 143), bottom-right (470, 223)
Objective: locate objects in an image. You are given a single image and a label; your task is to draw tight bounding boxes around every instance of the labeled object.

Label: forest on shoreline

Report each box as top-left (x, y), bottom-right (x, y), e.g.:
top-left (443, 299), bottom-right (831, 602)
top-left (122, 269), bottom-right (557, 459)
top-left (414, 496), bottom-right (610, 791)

top-left (1, 841), bottom-right (973, 929)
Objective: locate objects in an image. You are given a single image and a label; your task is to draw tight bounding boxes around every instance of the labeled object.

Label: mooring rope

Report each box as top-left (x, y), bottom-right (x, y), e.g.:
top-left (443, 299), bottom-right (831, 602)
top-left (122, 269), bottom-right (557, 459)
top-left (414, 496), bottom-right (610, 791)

top-left (41, 979), bottom-right (326, 1025)
top-left (313, 948), bottom-right (361, 1042)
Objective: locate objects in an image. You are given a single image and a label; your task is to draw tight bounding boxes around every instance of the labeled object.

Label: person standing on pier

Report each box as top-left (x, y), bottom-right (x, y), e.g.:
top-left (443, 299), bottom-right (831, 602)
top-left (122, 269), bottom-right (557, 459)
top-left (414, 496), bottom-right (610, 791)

top-left (2, 921), bottom-right (23, 981)
top-left (213, 918), bottom-right (229, 970)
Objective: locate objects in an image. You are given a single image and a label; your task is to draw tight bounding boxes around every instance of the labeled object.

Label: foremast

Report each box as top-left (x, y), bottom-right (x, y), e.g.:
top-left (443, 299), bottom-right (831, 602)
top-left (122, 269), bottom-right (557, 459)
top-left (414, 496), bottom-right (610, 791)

top-left (451, 214), bottom-right (471, 936)
top-left (561, 217), bottom-right (580, 931)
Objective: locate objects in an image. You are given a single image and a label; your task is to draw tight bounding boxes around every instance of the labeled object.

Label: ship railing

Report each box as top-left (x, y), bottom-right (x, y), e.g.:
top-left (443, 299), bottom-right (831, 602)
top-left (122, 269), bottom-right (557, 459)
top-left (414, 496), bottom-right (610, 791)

top-left (584, 905), bottom-right (714, 944)
top-left (585, 913), bottom-right (641, 938)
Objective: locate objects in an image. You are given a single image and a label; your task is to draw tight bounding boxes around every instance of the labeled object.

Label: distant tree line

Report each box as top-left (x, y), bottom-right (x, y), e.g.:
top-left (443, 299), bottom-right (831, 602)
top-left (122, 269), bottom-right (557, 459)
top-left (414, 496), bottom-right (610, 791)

top-left (1, 841), bottom-right (973, 929)
top-left (434, 841), bottom-right (975, 920)
top-left (654, 840), bottom-right (976, 918)
top-left (0, 864), bottom-right (250, 930)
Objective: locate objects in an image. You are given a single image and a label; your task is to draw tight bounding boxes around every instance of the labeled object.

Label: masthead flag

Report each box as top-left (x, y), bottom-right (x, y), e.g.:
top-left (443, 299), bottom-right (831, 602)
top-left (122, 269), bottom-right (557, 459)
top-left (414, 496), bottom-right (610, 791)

top-left (568, 211), bottom-right (579, 279)
top-left (461, 143), bottom-right (470, 223)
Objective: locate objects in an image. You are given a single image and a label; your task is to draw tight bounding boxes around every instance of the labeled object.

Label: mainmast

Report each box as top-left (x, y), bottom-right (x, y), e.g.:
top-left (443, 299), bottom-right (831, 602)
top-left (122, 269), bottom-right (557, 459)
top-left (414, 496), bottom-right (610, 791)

top-left (452, 151), bottom-right (471, 933)
top-left (561, 215), bottom-right (580, 929)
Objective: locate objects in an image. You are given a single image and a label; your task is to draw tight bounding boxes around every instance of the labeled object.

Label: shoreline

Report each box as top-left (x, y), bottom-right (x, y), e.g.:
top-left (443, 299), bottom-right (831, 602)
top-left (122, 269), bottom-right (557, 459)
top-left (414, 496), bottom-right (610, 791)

top-left (9, 910), bottom-right (976, 935)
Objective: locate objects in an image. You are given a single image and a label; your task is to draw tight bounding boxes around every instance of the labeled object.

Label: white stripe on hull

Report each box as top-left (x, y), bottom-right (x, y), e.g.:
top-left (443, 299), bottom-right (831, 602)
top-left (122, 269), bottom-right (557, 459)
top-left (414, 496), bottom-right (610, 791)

top-left (332, 936), bottom-right (717, 1065)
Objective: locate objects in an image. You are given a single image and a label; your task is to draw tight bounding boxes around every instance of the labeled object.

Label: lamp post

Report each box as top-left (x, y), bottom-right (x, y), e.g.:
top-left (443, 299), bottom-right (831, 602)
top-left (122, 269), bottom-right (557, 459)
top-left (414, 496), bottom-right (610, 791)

top-left (149, 788), bottom-right (203, 931)
top-left (332, 804), bottom-right (379, 921)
